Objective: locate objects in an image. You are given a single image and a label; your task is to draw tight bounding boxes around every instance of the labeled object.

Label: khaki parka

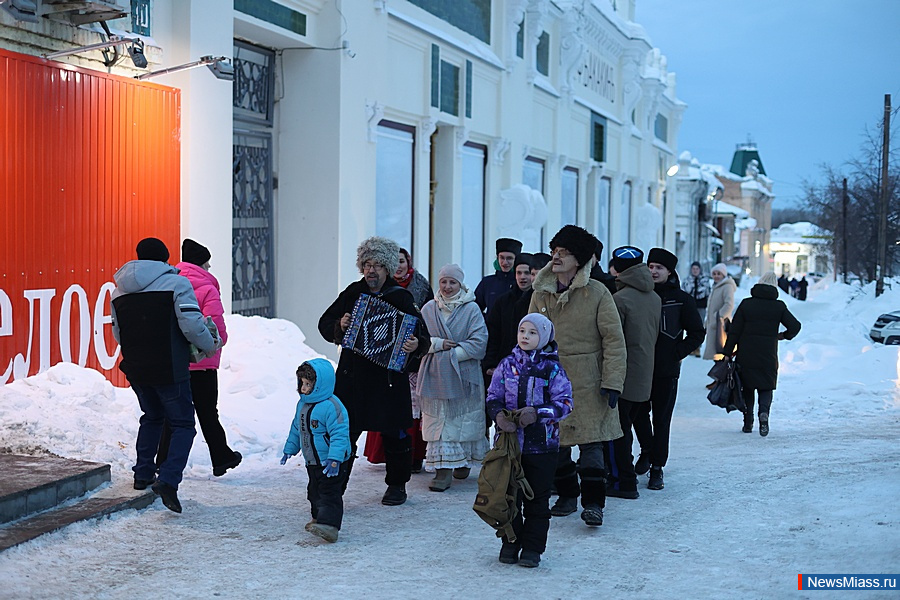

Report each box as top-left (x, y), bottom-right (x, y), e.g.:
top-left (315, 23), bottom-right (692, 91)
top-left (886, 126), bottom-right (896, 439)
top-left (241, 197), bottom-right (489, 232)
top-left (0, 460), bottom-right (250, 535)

top-left (529, 262), bottom-right (627, 445)
top-left (613, 264), bottom-right (661, 402)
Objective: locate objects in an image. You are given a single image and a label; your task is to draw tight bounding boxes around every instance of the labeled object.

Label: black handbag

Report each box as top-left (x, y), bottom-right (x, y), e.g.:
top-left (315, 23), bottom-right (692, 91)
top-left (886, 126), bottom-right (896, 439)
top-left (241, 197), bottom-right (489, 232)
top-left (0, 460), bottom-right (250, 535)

top-left (707, 357), bottom-right (746, 413)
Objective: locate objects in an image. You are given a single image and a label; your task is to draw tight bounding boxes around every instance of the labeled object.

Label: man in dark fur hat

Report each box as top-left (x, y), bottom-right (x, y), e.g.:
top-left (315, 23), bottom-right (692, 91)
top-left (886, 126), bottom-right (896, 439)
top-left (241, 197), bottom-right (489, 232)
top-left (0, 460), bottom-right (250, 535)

top-left (475, 237), bottom-right (523, 315)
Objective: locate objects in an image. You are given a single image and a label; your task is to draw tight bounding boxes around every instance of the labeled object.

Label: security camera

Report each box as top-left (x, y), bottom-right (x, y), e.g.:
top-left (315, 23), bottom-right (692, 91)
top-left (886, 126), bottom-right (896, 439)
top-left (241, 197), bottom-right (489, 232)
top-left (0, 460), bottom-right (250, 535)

top-left (128, 40), bottom-right (148, 69)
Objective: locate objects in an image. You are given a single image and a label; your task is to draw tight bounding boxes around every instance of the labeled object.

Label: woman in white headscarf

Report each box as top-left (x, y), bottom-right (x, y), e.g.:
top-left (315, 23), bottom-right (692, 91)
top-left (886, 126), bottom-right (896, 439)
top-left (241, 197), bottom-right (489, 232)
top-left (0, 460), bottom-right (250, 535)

top-left (703, 263), bottom-right (737, 360)
top-left (418, 264), bottom-right (489, 491)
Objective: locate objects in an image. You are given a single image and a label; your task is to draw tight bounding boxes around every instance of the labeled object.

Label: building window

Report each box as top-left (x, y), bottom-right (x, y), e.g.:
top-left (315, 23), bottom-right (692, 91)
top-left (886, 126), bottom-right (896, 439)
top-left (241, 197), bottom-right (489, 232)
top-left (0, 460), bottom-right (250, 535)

top-left (591, 112), bottom-right (607, 162)
top-left (596, 176), bottom-right (612, 257)
top-left (654, 113), bottom-right (668, 143)
top-left (465, 60), bottom-right (473, 119)
top-left (620, 181), bottom-right (632, 245)
top-left (376, 122), bottom-right (415, 251)
top-left (536, 32), bottom-right (550, 76)
top-left (561, 167), bottom-right (578, 226)
top-left (131, 0), bottom-right (151, 36)
top-left (440, 61), bottom-right (460, 116)
top-left (461, 142), bottom-right (486, 279)
top-left (523, 156), bottom-right (546, 246)
top-left (432, 45), bottom-right (460, 116)
top-left (408, 0), bottom-right (492, 44)
top-left (516, 18), bottom-right (525, 58)
top-left (431, 45), bottom-right (440, 108)
top-left (235, 0), bottom-right (307, 36)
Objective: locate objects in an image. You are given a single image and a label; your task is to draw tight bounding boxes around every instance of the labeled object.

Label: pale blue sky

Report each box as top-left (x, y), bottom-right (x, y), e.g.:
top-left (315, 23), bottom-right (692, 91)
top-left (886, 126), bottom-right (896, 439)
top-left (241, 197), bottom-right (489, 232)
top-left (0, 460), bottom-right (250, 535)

top-left (637, 0), bottom-right (900, 207)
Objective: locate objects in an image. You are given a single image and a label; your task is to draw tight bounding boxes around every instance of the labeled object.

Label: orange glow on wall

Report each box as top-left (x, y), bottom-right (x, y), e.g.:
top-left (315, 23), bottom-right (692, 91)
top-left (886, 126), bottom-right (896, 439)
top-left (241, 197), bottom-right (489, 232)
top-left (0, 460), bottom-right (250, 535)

top-left (0, 48), bottom-right (181, 387)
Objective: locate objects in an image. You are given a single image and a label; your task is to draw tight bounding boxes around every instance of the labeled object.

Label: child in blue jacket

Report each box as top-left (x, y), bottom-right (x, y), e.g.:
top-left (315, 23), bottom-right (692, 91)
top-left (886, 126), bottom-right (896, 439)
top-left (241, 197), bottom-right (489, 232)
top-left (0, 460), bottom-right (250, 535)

top-left (281, 358), bottom-right (351, 543)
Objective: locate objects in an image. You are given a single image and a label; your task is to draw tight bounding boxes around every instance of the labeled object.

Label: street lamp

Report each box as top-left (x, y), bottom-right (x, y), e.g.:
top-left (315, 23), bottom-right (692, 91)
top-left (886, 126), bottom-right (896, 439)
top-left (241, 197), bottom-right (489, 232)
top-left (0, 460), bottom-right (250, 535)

top-left (135, 56), bottom-right (233, 81)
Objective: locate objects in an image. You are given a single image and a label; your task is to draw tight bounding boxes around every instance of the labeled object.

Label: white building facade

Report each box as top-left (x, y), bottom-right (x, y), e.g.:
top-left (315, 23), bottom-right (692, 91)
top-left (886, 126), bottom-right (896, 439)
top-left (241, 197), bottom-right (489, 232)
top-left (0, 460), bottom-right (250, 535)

top-left (2, 0), bottom-right (685, 359)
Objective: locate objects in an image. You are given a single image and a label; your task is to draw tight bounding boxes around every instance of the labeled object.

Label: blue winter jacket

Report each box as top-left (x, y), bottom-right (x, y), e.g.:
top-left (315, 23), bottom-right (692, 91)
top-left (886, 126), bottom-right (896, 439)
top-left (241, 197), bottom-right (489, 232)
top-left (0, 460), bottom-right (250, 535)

top-left (283, 359), bottom-right (352, 466)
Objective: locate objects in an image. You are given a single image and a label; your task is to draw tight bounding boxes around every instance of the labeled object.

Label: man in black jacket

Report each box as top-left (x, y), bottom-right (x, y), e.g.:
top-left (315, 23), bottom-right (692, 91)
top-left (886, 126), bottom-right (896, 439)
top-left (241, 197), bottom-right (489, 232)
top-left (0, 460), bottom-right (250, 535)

top-left (483, 253), bottom-right (533, 378)
top-left (474, 238), bottom-right (523, 315)
top-left (637, 247), bottom-right (704, 491)
top-left (111, 238), bottom-right (218, 513)
top-left (318, 236), bottom-right (430, 506)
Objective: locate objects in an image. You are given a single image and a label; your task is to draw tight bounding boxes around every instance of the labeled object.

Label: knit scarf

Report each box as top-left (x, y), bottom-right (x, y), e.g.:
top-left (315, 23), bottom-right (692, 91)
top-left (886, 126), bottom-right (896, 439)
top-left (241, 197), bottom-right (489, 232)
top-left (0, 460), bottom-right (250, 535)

top-left (435, 287), bottom-right (475, 312)
top-left (396, 268), bottom-right (414, 288)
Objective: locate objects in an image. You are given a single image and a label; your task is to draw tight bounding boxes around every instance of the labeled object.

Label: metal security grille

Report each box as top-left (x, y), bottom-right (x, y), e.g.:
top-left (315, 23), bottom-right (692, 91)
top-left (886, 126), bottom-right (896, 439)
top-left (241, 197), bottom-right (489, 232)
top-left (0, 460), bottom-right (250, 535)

top-left (232, 41), bottom-right (276, 317)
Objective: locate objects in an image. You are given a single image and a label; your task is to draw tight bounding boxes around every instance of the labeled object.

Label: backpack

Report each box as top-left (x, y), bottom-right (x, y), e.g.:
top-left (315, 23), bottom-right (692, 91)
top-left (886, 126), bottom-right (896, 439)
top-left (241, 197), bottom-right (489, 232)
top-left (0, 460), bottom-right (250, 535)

top-left (473, 410), bottom-right (534, 542)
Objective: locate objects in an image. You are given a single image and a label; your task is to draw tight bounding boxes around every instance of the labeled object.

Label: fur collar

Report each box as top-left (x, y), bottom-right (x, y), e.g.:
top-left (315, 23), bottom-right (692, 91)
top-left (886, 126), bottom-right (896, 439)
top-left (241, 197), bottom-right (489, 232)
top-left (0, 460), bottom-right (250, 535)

top-left (532, 261), bottom-right (592, 308)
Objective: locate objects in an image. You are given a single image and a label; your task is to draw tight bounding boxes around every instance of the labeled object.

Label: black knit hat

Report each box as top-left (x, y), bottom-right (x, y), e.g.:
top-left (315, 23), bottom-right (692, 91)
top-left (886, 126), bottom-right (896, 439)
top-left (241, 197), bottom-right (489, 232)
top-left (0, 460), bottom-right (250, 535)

top-left (531, 252), bottom-right (551, 270)
top-left (549, 225), bottom-right (597, 268)
top-left (612, 246), bottom-right (644, 274)
top-left (495, 238), bottom-right (523, 256)
top-left (181, 238), bottom-right (211, 266)
top-left (514, 252), bottom-right (533, 269)
top-left (647, 247), bottom-right (678, 273)
top-left (136, 237), bottom-right (169, 262)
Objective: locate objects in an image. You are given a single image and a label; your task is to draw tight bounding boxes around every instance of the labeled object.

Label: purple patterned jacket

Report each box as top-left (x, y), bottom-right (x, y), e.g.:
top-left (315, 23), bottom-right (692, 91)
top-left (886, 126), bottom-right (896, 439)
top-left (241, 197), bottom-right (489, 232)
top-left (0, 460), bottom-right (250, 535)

top-left (486, 341), bottom-right (573, 454)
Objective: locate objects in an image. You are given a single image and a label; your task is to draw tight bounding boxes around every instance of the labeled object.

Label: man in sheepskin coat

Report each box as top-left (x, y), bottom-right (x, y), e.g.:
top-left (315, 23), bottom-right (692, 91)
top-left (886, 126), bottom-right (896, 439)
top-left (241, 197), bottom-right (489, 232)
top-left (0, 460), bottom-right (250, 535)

top-left (318, 236), bottom-right (430, 507)
top-left (529, 225), bottom-right (627, 528)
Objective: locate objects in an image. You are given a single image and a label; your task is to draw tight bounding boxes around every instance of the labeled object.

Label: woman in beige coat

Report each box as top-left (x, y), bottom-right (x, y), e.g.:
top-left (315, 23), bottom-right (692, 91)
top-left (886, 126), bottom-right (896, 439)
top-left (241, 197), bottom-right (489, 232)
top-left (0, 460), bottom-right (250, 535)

top-left (529, 225), bottom-right (627, 527)
top-left (703, 263), bottom-right (737, 360)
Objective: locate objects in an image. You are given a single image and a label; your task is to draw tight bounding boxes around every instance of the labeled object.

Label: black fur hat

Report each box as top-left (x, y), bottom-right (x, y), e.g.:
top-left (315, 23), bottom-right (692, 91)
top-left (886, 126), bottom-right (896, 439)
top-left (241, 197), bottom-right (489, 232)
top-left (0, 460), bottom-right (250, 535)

top-left (647, 247), bottom-right (678, 273)
top-left (514, 252), bottom-right (533, 269)
top-left (531, 252), bottom-right (552, 270)
top-left (548, 225), bottom-right (597, 268)
top-left (496, 238), bottom-right (523, 255)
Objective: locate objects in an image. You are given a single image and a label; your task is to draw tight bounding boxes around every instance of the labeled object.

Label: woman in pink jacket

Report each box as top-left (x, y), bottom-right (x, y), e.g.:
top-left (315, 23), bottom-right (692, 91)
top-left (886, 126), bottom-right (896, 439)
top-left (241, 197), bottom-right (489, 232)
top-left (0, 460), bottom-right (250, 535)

top-left (157, 239), bottom-right (241, 476)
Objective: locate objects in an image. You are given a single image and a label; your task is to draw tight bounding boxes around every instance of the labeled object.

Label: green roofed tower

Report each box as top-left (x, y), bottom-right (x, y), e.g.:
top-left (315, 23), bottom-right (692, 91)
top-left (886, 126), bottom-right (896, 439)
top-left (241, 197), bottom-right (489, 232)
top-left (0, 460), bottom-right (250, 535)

top-left (729, 142), bottom-right (766, 177)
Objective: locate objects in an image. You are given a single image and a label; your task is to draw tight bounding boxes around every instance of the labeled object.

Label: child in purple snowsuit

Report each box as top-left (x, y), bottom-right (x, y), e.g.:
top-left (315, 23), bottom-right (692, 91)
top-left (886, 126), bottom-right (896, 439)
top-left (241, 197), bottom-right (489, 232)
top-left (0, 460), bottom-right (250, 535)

top-left (486, 313), bottom-right (573, 568)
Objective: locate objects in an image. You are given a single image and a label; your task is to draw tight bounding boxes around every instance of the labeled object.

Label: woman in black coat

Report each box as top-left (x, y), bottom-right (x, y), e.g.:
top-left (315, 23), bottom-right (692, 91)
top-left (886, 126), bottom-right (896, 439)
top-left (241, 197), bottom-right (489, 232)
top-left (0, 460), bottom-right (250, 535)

top-left (722, 272), bottom-right (801, 436)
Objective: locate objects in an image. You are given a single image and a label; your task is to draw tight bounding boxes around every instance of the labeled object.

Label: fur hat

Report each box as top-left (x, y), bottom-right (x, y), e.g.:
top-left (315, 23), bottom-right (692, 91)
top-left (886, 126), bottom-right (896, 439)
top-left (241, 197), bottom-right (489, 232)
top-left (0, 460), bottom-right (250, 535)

top-left (438, 263), bottom-right (466, 287)
top-left (759, 271), bottom-right (778, 287)
top-left (519, 313), bottom-right (555, 349)
top-left (647, 247), bottom-right (678, 273)
top-left (711, 263), bottom-right (728, 276)
top-left (593, 240), bottom-right (604, 261)
top-left (496, 238), bottom-right (523, 256)
top-left (531, 252), bottom-right (551, 270)
top-left (549, 225), bottom-right (597, 268)
top-left (612, 246), bottom-right (644, 274)
top-left (136, 237), bottom-right (169, 262)
top-left (514, 252), bottom-right (533, 270)
top-left (356, 236), bottom-right (400, 276)
top-left (181, 238), bottom-right (211, 266)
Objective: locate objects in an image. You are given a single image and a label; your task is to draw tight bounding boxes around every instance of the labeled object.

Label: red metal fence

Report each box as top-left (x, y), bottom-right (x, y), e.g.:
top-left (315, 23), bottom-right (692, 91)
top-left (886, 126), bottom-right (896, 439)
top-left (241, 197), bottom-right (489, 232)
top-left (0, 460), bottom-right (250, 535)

top-left (0, 48), bottom-right (181, 386)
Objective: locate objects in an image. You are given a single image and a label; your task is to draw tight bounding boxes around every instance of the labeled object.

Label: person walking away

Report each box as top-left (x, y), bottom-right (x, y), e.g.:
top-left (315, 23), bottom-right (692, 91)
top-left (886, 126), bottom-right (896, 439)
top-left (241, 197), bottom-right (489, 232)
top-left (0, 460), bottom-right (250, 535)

top-left (777, 274), bottom-right (790, 294)
top-left (111, 237), bottom-right (219, 513)
top-left (723, 271), bottom-right (801, 436)
top-left (157, 239), bottom-right (241, 477)
top-left (702, 263), bottom-right (737, 362)
top-left (789, 277), bottom-right (799, 298)
top-left (475, 238), bottom-right (523, 315)
top-left (681, 262), bottom-right (710, 356)
top-left (798, 276), bottom-right (808, 301)
top-left (486, 314), bottom-right (573, 568)
top-left (318, 236), bottom-right (430, 506)
top-left (418, 264), bottom-right (489, 491)
top-left (529, 225), bottom-right (627, 527)
top-left (604, 247), bottom-right (660, 498)
top-left (639, 248), bottom-right (704, 491)
top-left (364, 247), bottom-right (433, 473)
top-left (281, 359), bottom-right (352, 543)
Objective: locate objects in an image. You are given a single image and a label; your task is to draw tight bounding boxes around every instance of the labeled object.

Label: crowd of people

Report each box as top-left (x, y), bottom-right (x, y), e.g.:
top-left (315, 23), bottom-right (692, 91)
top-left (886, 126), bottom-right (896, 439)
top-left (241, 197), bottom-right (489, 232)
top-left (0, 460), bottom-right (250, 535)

top-left (109, 228), bottom-right (800, 566)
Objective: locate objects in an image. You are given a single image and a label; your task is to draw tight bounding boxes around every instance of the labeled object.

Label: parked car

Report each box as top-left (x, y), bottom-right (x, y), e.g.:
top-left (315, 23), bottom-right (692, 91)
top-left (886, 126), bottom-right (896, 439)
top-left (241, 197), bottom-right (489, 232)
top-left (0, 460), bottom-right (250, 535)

top-left (870, 311), bottom-right (900, 345)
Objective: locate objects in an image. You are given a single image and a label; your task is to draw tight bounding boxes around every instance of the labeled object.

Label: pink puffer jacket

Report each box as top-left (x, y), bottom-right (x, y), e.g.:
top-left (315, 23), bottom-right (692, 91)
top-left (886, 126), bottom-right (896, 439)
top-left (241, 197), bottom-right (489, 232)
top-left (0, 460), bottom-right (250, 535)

top-left (176, 262), bottom-right (228, 370)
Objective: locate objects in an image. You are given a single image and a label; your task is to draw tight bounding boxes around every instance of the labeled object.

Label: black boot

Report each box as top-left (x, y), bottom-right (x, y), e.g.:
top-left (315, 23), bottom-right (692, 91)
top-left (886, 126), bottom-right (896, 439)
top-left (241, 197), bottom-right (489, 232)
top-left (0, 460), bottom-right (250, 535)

top-left (499, 540), bottom-right (520, 564)
top-left (580, 504), bottom-right (603, 527)
top-left (551, 458), bottom-right (580, 516)
top-left (381, 484), bottom-right (407, 506)
top-left (634, 453), bottom-right (651, 476)
top-left (759, 413), bottom-right (769, 437)
top-left (648, 467), bottom-right (664, 490)
top-left (151, 481), bottom-right (182, 513)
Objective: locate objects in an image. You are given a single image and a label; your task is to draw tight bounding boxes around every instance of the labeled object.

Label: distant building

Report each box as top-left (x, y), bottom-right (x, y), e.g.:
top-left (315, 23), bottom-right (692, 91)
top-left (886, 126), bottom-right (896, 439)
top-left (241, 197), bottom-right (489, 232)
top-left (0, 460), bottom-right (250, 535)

top-left (769, 221), bottom-right (833, 278)
top-left (671, 150), bottom-right (722, 276)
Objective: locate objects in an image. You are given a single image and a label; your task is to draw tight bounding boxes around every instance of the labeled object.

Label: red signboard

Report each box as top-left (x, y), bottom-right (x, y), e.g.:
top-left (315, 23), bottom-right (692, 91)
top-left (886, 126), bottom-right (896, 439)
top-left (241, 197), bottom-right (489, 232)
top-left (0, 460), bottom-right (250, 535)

top-left (0, 48), bottom-right (181, 386)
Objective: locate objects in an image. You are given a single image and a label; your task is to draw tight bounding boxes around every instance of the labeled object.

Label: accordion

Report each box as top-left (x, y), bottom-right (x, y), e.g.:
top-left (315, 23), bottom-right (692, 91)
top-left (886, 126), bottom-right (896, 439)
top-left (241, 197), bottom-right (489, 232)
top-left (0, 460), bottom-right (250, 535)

top-left (341, 294), bottom-right (418, 372)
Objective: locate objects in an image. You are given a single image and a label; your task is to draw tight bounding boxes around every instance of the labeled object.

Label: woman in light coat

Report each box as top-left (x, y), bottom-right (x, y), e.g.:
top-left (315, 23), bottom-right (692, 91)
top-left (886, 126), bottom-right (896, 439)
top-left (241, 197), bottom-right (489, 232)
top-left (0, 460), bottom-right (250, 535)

top-left (418, 264), bottom-right (489, 491)
top-left (703, 263), bottom-right (737, 360)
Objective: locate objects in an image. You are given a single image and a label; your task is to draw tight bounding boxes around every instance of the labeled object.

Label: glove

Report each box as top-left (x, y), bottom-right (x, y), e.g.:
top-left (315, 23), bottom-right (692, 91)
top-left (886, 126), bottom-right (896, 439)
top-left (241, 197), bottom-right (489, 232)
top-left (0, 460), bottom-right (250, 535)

top-left (495, 411), bottom-right (517, 433)
top-left (517, 406), bottom-right (537, 427)
top-left (602, 388), bottom-right (620, 409)
top-left (322, 460), bottom-right (340, 477)
top-left (280, 453), bottom-right (290, 465)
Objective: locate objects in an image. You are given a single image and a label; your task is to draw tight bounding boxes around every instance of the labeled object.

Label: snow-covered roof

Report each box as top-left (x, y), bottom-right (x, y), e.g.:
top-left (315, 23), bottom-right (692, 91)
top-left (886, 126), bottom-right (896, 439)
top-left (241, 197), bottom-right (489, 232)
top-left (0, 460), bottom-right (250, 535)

top-left (770, 221), bottom-right (832, 243)
top-left (714, 200), bottom-right (750, 218)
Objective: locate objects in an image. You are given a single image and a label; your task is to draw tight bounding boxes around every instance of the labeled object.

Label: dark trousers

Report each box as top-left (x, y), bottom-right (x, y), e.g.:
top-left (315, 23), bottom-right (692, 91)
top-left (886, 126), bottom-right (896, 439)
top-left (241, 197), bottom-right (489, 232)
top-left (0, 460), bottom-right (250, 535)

top-left (307, 460), bottom-right (351, 529)
top-left (351, 429), bottom-right (411, 486)
top-left (647, 376), bottom-right (679, 468)
top-left (158, 370), bottom-right (235, 469)
top-left (633, 401), bottom-right (653, 458)
top-left (742, 388), bottom-right (773, 422)
top-left (555, 442), bottom-right (606, 508)
top-left (132, 380), bottom-right (196, 489)
top-left (604, 399), bottom-right (640, 492)
top-left (506, 452), bottom-right (556, 554)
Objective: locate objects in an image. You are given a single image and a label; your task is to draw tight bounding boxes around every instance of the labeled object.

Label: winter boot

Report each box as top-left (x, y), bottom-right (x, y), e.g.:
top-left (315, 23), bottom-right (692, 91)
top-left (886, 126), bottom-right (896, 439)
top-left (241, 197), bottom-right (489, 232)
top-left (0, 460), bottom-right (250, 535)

top-left (133, 476), bottom-right (156, 491)
top-left (742, 410), bottom-right (754, 433)
top-left (429, 468), bottom-right (453, 491)
top-left (499, 540), bottom-right (521, 564)
top-left (453, 466), bottom-right (471, 480)
top-left (550, 496), bottom-right (578, 517)
top-left (304, 519), bottom-right (317, 532)
top-left (580, 504), bottom-right (604, 527)
top-left (634, 454), bottom-right (651, 476)
top-left (518, 550), bottom-right (541, 568)
top-left (381, 484), bottom-right (407, 506)
top-left (648, 467), bottom-right (664, 490)
top-left (606, 485), bottom-right (639, 500)
top-left (151, 481), bottom-right (182, 513)
top-left (579, 467), bottom-right (608, 509)
top-left (759, 413), bottom-right (769, 437)
top-left (213, 450), bottom-right (243, 477)
top-left (307, 523), bottom-right (339, 543)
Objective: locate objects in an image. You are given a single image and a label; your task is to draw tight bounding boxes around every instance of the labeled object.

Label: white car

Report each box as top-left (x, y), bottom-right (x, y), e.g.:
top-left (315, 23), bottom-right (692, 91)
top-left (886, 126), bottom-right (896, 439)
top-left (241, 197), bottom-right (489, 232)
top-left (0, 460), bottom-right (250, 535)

top-left (870, 311), bottom-right (900, 345)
